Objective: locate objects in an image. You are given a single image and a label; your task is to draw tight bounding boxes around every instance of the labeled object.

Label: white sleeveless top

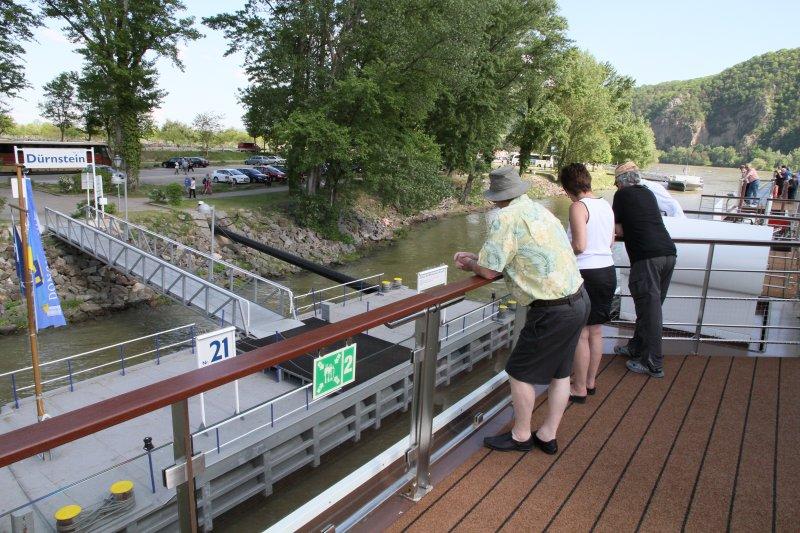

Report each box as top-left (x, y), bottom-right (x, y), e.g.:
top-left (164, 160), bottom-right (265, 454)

top-left (567, 197), bottom-right (615, 269)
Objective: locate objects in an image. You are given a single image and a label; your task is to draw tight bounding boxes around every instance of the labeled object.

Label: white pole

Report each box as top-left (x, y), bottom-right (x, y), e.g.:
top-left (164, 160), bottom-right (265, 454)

top-left (209, 207), bottom-right (215, 282)
top-left (91, 147), bottom-right (100, 223)
top-left (234, 380), bottom-right (240, 414)
top-left (199, 392), bottom-right (207, 429)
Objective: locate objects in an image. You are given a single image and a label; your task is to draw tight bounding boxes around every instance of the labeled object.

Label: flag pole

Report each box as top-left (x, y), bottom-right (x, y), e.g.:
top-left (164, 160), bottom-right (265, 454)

top-left (15, 164), bottom-right (47, 420)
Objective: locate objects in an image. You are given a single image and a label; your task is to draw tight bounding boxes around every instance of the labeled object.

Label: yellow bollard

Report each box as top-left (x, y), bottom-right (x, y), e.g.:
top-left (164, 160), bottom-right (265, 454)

top-left (54, 504), bottom-right (81, 532)
top-left (392, 277), bottom-right (402, 289)
top-left (110, 480), bottom-right (135, 503)
top-left (381, 280), bottom-right (391, 292)
top-left (506, 300), bottom-right (517, 311)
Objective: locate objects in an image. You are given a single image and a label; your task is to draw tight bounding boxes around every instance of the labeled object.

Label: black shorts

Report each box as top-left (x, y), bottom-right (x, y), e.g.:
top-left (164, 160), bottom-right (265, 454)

top-left (506, 287), bottom-right (590, 385)
top-left (580, 266), bottom-right (617, 325)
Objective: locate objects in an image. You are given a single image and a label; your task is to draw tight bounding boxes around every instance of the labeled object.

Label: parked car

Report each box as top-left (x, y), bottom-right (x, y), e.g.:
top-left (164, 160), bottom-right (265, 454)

top-left (236, 168), bottom-right (269, 184)
top-left (211, 169), bottom-right (250, 184)
top-left (244, 155), bottom-right (271, 165)
top-left (188, 157), bottom-right (209, 168)
top-left (161, 157), bottom-right (182, 168)
top-left (259, 164), bottom-right (287, 182)
top-left (237, 142), bottom-right (259, 152)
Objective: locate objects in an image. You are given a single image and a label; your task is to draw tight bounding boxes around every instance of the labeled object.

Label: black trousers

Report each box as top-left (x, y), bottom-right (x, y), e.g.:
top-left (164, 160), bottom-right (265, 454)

top-left (626, 255), bottom-right (676, 370)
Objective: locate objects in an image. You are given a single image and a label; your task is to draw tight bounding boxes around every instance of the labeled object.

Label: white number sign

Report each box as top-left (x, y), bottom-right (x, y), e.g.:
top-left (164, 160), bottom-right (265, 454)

top-left (196, 326), bottom-right (237, 368)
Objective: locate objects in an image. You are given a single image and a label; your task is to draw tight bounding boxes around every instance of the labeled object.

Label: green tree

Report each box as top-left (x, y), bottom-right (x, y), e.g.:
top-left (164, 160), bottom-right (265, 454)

top-left (0, 113), bottom-right (14, 135)
top-left (208, 0), bottom-right (474, 209)
top-left (42, 0), bottom-right (201, 187)
top-left (191, 112), bottom-right (223, 156)
top-left (39, 71), bottom-right (81, 141)
top-left (551, 50), bottom-right (618, 168)
top-left (610, 114), bottom-right (657, 167)
top-left (156, 120), bottom-right (194, 146)
top-left (428, 0), bottom-right (566, 202)
top-left (76, 70), bottom-right (112, 141)
top-left (0, 1), bottom-right (42, 105)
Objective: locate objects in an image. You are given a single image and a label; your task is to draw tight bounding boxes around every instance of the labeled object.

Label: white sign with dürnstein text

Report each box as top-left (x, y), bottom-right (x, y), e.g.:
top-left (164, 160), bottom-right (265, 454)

top-left (21, 147), bottom-right (89, 169)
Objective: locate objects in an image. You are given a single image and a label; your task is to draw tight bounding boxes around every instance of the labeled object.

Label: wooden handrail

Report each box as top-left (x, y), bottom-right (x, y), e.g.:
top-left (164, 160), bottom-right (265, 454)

top-left (0, 275), bottom-right (497, 467)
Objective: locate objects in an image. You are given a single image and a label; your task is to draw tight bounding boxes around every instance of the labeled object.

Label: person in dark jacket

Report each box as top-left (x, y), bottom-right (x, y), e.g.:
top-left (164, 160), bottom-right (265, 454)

top-left (611, 162), bottom-right (677, 378)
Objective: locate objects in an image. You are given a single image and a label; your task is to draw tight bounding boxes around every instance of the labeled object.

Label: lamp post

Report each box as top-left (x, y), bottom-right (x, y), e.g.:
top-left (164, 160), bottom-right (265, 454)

top-left (113, 154), bottom-right (128, 227)
top-left (197, 201), bottom-right (215, 281)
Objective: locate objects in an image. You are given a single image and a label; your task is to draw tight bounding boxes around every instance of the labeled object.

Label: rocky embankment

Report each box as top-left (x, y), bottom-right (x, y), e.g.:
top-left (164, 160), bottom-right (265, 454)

top-left (0, 238), bottom-right (158, 334)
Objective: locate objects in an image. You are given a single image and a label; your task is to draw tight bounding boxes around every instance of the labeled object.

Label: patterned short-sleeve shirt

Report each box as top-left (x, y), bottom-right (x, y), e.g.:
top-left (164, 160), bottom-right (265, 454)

top-left (477, 195), bottom-right (583, 305)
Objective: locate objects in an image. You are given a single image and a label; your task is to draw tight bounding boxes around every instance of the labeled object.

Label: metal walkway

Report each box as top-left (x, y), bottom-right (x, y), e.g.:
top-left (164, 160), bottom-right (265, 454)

top-left (45, 208), bottom-right (302, 337)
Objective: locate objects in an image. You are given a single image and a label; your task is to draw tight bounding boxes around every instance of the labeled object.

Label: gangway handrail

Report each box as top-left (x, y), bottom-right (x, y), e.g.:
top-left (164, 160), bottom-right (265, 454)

top-left (46, 208), bottom-right (254, 334)
top-left (0, 274), bottom-right (498, 467)
top-left (84, 206), bottom-right (295, 317)
top-left (699, 194), bottom-right (800, 203)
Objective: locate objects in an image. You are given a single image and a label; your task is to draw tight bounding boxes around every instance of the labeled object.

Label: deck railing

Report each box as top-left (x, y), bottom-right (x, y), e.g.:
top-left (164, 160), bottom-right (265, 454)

top-left (0, 236), bottom-right (798, 532)
top-left (0, 324), bottom-right (197, 407)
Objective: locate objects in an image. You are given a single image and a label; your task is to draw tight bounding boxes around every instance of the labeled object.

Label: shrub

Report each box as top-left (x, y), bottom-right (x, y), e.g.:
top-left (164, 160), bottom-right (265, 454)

top-left (147, 183), bottom-right (185, 206)
top-left (72, 199), bottom-right (117, 218)
top-left (58, 175), bottom-right (76, 193)
top-left (289, 193), bottom-right (352, 242)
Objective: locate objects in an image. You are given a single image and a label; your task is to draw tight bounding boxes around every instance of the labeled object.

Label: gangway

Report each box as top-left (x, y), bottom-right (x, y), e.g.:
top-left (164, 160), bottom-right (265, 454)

top-left (45, 208), bottom-right (302, 337)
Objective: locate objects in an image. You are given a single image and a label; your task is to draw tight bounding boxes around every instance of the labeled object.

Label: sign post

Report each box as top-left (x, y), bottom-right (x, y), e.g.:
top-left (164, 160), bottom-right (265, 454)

top-left (195, 326), bottom-right (239, 428)
top-left (312, 344), bottom-right (357, 399)
top-left (416, 265), bottom-right (448, 293)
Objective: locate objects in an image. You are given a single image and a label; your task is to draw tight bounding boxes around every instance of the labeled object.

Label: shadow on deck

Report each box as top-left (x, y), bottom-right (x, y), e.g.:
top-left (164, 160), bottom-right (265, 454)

top-left (357, 354), bottom-right (800, 532)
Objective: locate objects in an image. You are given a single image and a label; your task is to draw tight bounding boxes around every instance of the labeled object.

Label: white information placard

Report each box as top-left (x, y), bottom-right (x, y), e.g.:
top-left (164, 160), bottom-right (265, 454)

top-left (195, 326), bottom-right (239, 426)
top-left (417, 265), bottom-right (448, 292)
top-left (19, 147), bottom-right (90, 169)
top-left (81, 172), bottom-right (94, 190)
top-left (93, 173), bottom-right (104, 199)
top-left (196, 326), bottom-right (237, 368)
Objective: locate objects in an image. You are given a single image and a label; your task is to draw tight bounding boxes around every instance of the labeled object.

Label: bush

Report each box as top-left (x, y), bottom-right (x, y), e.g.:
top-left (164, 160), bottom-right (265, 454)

top-left (58, 175), bottom-right (77, 193)
top-left (289, 193), bottom-right (352, 242)
top-left (72, 199), bottom-right (117, 218)
top-left (148, 183), bottom-right (184, 206)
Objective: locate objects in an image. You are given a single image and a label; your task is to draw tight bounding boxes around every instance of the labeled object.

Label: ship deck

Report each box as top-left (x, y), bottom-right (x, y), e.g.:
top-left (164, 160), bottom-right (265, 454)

top-left (358, 354), bottom-right (800, 532)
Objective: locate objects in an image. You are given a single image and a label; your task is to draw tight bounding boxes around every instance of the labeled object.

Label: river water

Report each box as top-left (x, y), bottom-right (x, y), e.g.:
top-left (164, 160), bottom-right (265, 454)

top-left (0, 163), bottom-right (744, 397)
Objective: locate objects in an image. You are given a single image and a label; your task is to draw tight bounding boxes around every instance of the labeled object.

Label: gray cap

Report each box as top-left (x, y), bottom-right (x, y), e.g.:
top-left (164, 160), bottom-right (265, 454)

top-left (484, 166), bottom-right (531, 202)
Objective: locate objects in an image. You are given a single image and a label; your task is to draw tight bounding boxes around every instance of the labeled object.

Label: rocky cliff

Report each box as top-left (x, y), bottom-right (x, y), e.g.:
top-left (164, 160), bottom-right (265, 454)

top-left (633, 48), bottom-right (800, 152)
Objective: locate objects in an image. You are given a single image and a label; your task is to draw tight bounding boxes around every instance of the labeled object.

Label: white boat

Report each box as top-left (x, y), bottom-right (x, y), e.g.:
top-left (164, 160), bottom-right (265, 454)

top-left (667, 174), bottom-right (703, 191)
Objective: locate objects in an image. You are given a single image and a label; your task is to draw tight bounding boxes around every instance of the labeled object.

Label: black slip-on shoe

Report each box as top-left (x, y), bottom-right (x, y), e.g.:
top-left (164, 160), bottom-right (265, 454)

top-left (483, 431), bottom-right (533, 452)
top-left (614, 345), bottom-right (635, 358)
top-left (569, 394), bottom-right (587, 404)
top-left (587, 387), bottom-right (596, 396)
top-left (532, 431), bottom-right (558, 455)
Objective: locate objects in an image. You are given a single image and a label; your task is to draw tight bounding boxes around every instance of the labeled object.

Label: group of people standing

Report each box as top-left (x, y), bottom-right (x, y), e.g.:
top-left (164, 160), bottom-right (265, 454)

top-left (454, 161), bottom-right (675, 453)
top-left (183, 174), bottom-right (213, 198)
top-left (174, 157), bottom-right (195, 175)
top-left (740, 163), bottom-right (798, 206)
top-left (771, 165), bottom-right (798, 200)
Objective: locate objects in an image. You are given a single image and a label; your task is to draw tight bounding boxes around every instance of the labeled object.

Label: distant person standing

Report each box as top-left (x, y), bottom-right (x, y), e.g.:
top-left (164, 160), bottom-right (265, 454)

top-left (742, 164), bottom-right (760, 206)
top-left (560, 163), bottom-right (616, 402)
top-left (174, 159), bottom-right (181, 175)
top-left (189, 177), bottom-right (197, 198)
top-left (612, 162), bottom-right (677, 379)
top-left (787, 170), bottom-right (798, 200)
top-left (181, 158), bottom-right (189, 175)
top-left (204, 173), bottom-right (213, 195)
top-left (183, 175), bottom-right (191, 196)
top-left (773, 168), bottom-right (786, 199)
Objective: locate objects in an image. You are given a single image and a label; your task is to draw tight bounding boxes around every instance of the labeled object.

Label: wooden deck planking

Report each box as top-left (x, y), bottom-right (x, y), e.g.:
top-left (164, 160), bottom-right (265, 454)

top-left (384, 355), bottom-right (800, 533)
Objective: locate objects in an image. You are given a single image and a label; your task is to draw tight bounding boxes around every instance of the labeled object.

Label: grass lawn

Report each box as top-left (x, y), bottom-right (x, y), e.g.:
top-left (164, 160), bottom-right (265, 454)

top-left (177, 190), bottom-right (291, 211)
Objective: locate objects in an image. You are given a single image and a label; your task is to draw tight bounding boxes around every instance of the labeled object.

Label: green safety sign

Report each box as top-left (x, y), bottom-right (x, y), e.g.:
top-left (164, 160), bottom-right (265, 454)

top-left (313, 344), bottom-right (357, 399)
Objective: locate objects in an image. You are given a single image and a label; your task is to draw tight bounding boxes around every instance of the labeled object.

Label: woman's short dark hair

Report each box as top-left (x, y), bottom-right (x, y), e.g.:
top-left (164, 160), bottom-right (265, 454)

top-left (559, 163), bottom-right (592, 196)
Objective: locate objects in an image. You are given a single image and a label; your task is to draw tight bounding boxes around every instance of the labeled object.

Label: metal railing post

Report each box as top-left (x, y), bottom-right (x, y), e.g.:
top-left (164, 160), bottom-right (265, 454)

top-left (404, 306), bottom-right (441, 501)
top-left (11, 374), bottom-right (19, 409)
top-left (694, 243), bottom-right (715, 356)
top-left (67, 360), bottom-right (74, 392)
top-left (171, 399), bottom-right (199, 532)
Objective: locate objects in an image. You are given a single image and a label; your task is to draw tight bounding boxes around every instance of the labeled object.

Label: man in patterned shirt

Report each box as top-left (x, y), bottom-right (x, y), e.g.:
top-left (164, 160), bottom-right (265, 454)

top-left (454, 166), bottom-right (589, 455)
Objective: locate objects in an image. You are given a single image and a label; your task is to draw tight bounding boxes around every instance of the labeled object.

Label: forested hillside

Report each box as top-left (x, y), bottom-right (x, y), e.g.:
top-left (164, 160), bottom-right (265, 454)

top-left (633, 48), bottom-right (800, 153)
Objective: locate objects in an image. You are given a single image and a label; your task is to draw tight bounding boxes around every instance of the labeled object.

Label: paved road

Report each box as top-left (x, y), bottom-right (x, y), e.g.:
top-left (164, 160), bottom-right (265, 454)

top-left (22, 163), bottom-right (264, 186)
top-left (0, 184), bottom-right (288, 221)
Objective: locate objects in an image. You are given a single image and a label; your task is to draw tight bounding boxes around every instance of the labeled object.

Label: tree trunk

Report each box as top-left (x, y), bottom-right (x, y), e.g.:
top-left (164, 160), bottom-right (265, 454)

top-left (60, 128), bottom-right (65, 141)
top-left (519, 143), bottom-right (532, 175)
top-left (460, 171), bottom-right (475, 204)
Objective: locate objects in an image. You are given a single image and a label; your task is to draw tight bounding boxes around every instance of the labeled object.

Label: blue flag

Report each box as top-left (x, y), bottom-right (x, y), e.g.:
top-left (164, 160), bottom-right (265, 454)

top-left (10, 226), bottom-right (25, 295)
top-left (21, 179), bottom-right (67, 330)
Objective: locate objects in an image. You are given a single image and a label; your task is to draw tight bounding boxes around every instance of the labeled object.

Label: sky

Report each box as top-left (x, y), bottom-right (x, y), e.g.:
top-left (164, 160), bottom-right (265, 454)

top-left (9, 0), bottom-right (800, 130)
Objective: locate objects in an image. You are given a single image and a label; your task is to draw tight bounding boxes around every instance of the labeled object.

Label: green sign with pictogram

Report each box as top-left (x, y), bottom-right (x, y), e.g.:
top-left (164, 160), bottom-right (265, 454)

top-left (313, 344), bottom-right (357, 399)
